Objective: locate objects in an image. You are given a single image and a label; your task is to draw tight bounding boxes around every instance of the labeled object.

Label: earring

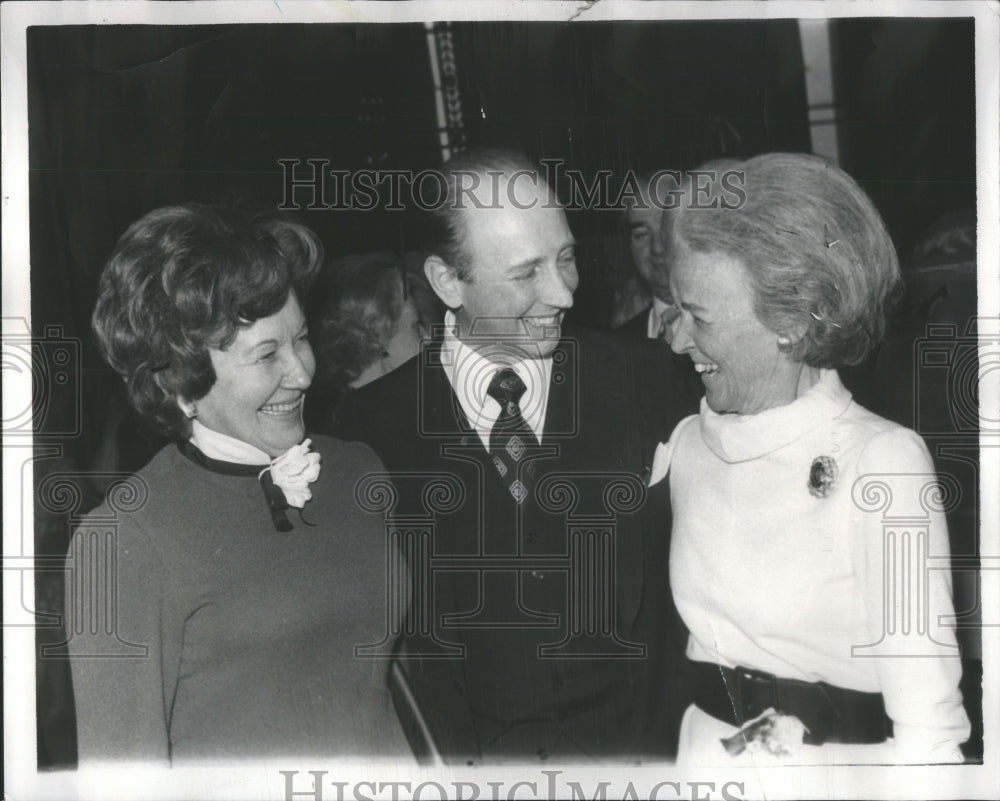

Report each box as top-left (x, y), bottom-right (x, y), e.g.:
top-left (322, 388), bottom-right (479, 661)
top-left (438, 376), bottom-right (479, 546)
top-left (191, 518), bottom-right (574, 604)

top-left (180, 400), bottom-right (197, 419)
top-left (777, 335), bottom-right (794, 353)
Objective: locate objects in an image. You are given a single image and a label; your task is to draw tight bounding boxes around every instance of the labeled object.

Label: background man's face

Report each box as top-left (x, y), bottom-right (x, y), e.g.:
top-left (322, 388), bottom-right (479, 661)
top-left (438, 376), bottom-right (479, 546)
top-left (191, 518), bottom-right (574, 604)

top-left (452, 176), bottom-right (578, 360)
top-left (626, 183), bottom-right (673, 301)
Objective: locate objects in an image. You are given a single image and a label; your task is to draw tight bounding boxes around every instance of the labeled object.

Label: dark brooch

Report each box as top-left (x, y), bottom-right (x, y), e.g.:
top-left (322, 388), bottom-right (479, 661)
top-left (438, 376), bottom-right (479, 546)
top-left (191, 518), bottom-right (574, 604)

top-left (808, 455), bottom-right (839, 498)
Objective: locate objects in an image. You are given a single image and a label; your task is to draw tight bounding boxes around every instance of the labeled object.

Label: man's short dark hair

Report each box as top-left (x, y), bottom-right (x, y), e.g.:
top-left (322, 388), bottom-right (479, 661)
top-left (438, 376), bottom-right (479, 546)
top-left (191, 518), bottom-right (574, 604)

top-left (427, 147), bottom-right (546, 281)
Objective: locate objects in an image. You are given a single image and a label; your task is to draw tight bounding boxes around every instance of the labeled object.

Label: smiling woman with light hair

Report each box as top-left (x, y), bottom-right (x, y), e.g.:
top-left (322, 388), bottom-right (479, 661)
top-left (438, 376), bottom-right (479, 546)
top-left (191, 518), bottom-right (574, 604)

top-left (69, 203), bottom-right (409, 763)
top-left (651, 152), bottom-right (970, 765)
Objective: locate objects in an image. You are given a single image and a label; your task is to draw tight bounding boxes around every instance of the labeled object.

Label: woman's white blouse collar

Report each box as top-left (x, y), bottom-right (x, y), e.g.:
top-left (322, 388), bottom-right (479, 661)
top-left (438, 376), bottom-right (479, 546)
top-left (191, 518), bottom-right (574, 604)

top-left (699, 368), bottom-right (853, 463)
top-left (189, 419), bottom-right (271, 465)
top-left (648, 368), bottom-right (853, 486)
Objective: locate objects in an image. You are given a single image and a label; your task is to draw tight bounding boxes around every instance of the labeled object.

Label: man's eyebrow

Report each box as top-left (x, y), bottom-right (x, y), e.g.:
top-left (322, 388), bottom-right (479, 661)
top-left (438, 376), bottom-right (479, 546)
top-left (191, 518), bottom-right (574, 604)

top-left (504, 256), bottom-right (545, 275)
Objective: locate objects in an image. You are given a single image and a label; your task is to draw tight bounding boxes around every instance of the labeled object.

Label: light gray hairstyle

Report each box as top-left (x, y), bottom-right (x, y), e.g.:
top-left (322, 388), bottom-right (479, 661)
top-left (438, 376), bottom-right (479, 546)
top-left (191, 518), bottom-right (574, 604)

top-left (671, 152), bottom-right (901, 367)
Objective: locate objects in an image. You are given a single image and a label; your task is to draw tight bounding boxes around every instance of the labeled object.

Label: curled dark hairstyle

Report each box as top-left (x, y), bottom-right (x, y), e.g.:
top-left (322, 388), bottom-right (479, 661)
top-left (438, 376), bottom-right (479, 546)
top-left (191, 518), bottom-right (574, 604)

top-left (671, 152), bottom-right (902, 367)
top-left (313, 252), bottom-right (436, 403)
top-left (92, 203), bottom-right (323, 437)
top-left (426, 147), bottom-right (548, 280)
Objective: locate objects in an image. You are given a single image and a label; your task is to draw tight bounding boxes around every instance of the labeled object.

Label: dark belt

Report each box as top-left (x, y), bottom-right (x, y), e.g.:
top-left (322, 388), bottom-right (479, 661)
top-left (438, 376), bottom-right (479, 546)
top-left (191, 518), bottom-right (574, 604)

top-left (688, 660), bottom-right (893, 745)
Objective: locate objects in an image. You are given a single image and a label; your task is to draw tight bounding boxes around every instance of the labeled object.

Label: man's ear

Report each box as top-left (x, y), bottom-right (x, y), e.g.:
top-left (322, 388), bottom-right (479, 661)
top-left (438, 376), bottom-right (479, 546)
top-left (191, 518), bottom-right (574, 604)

top-left (424, 255), bottom-right (464, 310)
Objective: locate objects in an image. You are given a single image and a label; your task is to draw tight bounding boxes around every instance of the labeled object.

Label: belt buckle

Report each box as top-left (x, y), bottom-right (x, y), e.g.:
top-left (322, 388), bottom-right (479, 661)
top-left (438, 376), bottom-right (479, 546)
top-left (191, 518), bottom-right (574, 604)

top-left (735, 667), bottom-right (777, 723)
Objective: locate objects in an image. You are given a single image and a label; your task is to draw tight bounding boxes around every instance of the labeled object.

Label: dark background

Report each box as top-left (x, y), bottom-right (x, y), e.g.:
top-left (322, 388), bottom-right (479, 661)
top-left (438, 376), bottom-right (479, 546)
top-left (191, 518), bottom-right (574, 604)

top-left (26, 19), bottom-right (980, 768)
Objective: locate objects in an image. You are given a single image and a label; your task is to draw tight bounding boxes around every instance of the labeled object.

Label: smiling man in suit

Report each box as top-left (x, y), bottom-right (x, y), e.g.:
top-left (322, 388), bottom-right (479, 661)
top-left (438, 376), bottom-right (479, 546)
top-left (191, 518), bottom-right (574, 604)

top-left (329, 149), bottom-right (695, 764)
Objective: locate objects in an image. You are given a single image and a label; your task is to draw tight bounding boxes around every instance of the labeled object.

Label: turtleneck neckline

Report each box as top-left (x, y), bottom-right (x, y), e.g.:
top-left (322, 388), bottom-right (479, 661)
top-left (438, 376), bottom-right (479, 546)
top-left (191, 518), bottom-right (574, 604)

top-left (699, 368), bottom-right (853, 463)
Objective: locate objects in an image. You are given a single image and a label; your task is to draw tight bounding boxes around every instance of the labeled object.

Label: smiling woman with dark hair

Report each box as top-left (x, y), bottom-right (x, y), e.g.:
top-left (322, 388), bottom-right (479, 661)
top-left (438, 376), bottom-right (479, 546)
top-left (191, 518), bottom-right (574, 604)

top-left (650, 153), bottom-right (970, 765)
top-left (68, 203), bottom-right (409, 763)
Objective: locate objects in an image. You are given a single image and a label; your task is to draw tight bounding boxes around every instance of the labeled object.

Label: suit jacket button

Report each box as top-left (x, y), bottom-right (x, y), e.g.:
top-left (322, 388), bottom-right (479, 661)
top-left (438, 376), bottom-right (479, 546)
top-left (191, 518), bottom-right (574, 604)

top-left (536, 748), bottom-right (548, 760)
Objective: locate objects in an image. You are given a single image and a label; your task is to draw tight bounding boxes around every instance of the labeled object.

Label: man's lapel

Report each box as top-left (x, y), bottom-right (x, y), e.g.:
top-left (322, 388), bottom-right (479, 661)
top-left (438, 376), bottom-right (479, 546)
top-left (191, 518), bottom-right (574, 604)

top-left (419, 339), bottom-right (475, 438)
top-left (540, 337), bottom-right (578, 441)
top-left (543, 333), bottom-right (646, 634)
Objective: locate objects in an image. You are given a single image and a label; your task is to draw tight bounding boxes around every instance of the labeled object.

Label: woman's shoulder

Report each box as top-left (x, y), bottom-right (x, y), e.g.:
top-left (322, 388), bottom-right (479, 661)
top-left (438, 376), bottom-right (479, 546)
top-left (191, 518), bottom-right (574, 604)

top-left (838, 402), bottom-right (934, 471)
top-left (73, 447), bottom-right (184, 565)
top-left (82, 442), bottom-right (185, 512)
top-left (77, 442), bottom-right (197, 532)
top-left (309, 434), bottom-right (384, 471)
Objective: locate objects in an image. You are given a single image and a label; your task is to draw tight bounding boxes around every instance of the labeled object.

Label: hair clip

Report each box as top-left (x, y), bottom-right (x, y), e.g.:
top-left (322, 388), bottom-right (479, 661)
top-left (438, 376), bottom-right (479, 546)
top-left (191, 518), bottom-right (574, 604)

top-left (809, 310), bottom-right (843, 329)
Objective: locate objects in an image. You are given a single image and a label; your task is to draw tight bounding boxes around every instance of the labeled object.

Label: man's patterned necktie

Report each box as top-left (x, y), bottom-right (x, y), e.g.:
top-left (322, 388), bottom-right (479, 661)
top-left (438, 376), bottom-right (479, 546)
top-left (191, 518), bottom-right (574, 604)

top-left (486, 368), bottom-right (538, 504)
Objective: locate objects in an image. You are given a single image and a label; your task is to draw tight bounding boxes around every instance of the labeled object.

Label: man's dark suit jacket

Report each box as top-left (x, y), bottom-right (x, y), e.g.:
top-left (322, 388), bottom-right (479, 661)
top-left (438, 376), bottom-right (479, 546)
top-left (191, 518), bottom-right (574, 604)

top-left (616, 307), bottom-right (652, 338)
top-left (616, 309), bottom-right (704, 402)
top-left (327, 325), bottom-right (698, 763)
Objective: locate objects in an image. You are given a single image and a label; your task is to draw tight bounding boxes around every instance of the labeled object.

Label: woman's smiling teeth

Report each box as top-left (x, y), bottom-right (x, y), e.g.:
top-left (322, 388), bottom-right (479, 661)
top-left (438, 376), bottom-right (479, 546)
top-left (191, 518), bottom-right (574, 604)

top-left (694, 362), bottom-right (720, 376)
top-left (260, 397), bottom-right (303, 415)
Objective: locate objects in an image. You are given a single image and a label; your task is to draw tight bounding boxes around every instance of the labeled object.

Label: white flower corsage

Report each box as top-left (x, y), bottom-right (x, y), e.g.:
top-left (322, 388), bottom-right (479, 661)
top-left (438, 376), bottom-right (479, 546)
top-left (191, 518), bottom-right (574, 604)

top-left (721, 709), bottom-right (809, 758)
top-left (261, 439), bottom-right (322, 509)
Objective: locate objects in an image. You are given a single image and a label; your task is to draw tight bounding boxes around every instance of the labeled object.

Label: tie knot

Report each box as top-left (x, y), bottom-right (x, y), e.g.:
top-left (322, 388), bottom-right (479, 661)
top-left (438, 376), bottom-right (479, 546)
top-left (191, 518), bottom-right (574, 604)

top-left (487, 368), bottom-right (527, 406)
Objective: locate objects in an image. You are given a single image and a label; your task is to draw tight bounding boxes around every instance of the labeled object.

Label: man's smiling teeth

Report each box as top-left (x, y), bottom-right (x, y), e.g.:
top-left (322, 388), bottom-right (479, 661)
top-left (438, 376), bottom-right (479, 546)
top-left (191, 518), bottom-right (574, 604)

top-left (694, 362), bottom-right (720, 375)
top-left (525, 315), bottom-right (560, 326)
top-left (260, 397), bottom-right (303, 415)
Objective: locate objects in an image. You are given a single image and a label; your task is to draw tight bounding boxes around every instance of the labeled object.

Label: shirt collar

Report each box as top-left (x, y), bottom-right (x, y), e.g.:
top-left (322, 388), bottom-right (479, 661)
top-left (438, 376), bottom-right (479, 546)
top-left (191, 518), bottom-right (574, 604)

top-left (647, 296), bottom-right (677, 338)
top-left (189, 419), bottom-right (272, 466)
top-left (441, 310), bottom-right (552, 446)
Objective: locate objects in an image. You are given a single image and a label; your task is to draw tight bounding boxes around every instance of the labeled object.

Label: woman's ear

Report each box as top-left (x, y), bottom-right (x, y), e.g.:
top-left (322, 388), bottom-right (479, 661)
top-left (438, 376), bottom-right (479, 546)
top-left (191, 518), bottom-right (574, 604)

top-left (153, 369), bottom-right (195, 418)
top-left (424, 255), bottom-right (464, 310)
top-left (177, 397), bottom-right (197, 419)
top-left (777, 322), bottom-right (809, 353)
